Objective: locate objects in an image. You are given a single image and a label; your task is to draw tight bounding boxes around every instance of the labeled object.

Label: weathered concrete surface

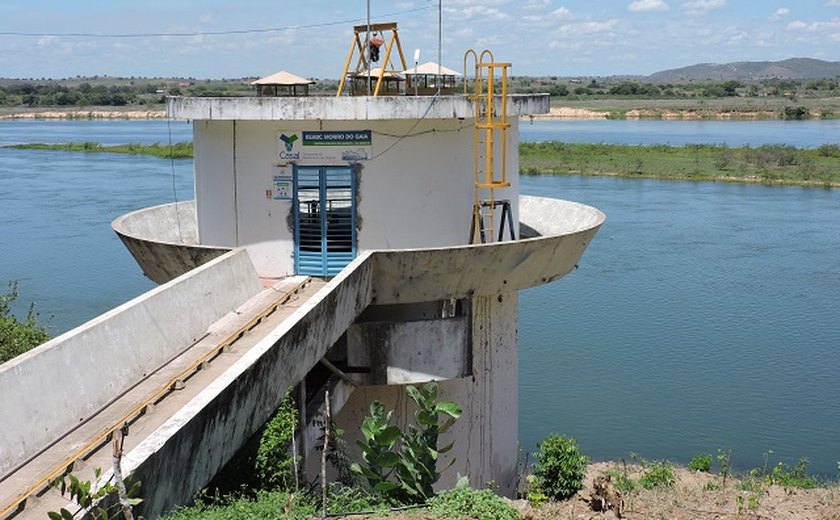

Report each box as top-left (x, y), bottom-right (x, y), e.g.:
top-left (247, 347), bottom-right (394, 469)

top-left (347, 317), bottom-right (470, 384)
top-left (116, 195), bottom-right (601, 517)
top-left (167, 94), bottom-right (550, 121)
top-left (0, 249), bottom-right (260, 481)
top-left (337, 292), bottom-right (520, 495)
top-left (371, 196), bottom-right (605, 304)
top-left (112, 201), bottom-right (231, 284)
top-left (3, 195), bottom-right (602, 518)
top-left (124, 254), bottom-right (376, 518)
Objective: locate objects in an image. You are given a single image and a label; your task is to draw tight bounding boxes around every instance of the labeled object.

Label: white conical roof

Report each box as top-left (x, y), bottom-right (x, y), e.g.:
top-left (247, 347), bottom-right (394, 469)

top-left (402, 61), bottom-right (461, 76)
top-left (250, 70), bottom-right (314, 86)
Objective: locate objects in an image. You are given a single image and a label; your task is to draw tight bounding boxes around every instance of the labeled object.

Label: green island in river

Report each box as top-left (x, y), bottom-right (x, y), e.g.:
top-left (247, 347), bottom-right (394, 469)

top-left (7, 140), bottom-right (840, 188)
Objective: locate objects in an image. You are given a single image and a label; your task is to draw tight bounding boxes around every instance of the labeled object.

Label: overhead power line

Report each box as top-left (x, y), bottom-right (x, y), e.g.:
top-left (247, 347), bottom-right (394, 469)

top-left (0, 6), bottom-right (432, 39)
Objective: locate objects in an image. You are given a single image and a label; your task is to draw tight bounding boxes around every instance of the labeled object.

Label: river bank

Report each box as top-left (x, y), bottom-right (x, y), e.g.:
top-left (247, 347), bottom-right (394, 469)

top-left (162, 459), bottom-right (840, 520)
top-left (8, 139), bottom-right (838, 188)
top-left (520, 141), bottom-right (840, 188)
top-left (529, 106), bottom-right (791, 120)
top-left (2, 98), bottom-right (838, 121)
top-left (0, 107), bottom-right (165, 120)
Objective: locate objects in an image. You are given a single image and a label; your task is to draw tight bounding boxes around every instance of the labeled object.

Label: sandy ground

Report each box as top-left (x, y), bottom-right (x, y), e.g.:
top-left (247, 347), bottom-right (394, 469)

top-left (0, 108), bottom-right (165, 120)
top-left (526, 106), bottom-right (796, 120)
top-left (527, 107), bottom-right (611, 120)
top-left (524, 462), bottom-right (840, 520)
top-left (346, 462), bottom-right (840, 520)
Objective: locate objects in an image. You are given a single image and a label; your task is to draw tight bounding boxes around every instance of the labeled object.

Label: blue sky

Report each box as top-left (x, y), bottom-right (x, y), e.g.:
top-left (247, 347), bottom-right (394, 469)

top-left (1, 1), bottom-right (838, 79)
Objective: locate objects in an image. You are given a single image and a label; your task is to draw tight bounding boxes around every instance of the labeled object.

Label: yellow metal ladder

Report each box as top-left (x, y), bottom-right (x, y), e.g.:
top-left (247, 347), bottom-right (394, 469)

top-left (465, 49), bottom-right (513, 244)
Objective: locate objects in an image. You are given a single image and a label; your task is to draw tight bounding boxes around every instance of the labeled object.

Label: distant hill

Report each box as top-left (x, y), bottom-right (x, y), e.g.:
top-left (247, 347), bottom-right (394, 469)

top-left (647, 58), bottom-right (840, 83)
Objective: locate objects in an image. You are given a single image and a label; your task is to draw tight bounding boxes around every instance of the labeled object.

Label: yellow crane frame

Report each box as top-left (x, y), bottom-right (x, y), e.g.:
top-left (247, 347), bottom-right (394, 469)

top-left (337, 22), bottom-right (409, 97)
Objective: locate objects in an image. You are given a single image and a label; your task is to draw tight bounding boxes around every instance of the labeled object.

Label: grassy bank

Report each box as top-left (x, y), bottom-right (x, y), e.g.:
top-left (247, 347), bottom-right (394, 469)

top-left (520, 142), bottom-right (840, 187)
top-left (4, 141), bottom-right (193, 159)
top-left (8, 140), bottom-right (840, 188)
top-left (161, 459), bottom-right (840, 520)
top-left (548, 96), bottom-right (840, 119)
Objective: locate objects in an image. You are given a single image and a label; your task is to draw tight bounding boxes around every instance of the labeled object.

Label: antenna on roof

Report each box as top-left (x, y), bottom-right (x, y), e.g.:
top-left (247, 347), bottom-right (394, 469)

top-left (367, 0), bottom-right (371, 98)
top-left (437, 0), bottom-right (443, 93)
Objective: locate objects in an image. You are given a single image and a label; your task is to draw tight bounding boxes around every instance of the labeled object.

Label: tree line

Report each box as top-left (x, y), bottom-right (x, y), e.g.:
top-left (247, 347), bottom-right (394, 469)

top-left (511, 77), bottom-right (840, 99)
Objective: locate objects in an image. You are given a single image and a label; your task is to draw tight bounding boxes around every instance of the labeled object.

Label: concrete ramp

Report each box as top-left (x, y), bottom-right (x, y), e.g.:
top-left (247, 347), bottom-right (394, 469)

top-left (0, 251), bottom-right (317, 519)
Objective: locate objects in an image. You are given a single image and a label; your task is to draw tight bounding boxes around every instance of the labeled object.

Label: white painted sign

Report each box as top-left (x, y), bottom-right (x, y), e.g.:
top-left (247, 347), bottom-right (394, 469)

top-left (278, 130), bottom-right (372, 162)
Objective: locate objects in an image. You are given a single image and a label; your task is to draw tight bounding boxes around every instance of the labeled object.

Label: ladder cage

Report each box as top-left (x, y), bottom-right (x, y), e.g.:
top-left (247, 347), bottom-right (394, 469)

top-left (464, 49), bottom-right (514, 245)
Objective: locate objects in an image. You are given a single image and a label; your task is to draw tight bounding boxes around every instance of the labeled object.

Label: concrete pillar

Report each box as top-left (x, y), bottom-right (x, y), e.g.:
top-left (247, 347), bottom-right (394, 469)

top-left (332, 291), bottom-right (519, 496)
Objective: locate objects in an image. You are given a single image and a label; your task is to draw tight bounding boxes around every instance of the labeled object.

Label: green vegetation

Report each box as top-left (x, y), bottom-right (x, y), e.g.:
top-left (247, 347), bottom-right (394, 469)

top-left (603, 465), bottom-right (638, 494)
top-left (639, 460), bottom-right (676, 489)
top-left (0, 76), bottom-right (336, 111)
top-left (428, 486), bottom-right (520, 520)
top-left (164, 490), bottom-right (315, 520)
top-left (49, 467), bottom-right (142, 520)
top-left (351, 382), bottom-right (462, 504)
top-left (520, 141), bottom-right (840, 187)
top-left (4, 141), bottom-right (193, 159)
top-left (206, 392), bottom-right (298, 495)
top-left (11, 139), bottom-right (840, 189)
top-left (531, 434), bottom-right (589, 501)
top-left (1, 74), bottom-right (839, 118)
top-left (751, 455), bottom-right (820, 490)
top-left (0, 281), bottom-right (50, 364)
top-left (689, 453), bottom-right (714, 473)
top-left (253, 395), bottom-right (299, 490)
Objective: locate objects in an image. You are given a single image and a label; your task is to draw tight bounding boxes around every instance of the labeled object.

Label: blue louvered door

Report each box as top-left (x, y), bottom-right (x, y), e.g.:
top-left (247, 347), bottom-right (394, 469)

top-left (294, 165), bottom-right (356, 276)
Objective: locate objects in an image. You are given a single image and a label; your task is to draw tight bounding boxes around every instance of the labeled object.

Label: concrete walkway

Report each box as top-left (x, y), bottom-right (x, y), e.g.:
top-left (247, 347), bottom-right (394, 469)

top-left (1, 276), bottom-right (325, 519)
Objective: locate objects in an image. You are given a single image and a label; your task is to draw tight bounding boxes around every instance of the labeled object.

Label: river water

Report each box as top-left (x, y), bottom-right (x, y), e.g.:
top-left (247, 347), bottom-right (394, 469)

top-left (1, 119), bottom-right (838, 475)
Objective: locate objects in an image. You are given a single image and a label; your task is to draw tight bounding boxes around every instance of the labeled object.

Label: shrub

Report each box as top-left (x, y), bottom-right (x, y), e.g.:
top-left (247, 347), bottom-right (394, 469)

top-left (817, 144), bottom-right (840, 157)
top-left (207, 392), bottom-right (298, 494)
top-left (164, 490), bottom-right (315, 520)
top-left (0, 281), bottom-right (50, 364)
top-left (254, 393), bottom-right (299, 490)
top-left (782, 106), bottom-right (809, 120)
top-left (766, 458), bottom-right (819, 489)
top-left (325, 483), bottom-right (386, 514)
top-left (429, 487), bottom-right (520, 520)
top-left (639, 460), bottom-right (676, 489)
top-left (604, 467), bottom-right (637, 494)
top-left (350, 382), bottom-right (462, 504)
top-left (532, 434), bottom-right (589, 500)
top-left (689, 453), bottom-right (713, 473)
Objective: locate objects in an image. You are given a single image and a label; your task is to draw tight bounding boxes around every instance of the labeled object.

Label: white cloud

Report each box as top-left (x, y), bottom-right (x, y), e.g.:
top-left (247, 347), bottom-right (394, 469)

top-left (555, 19), bottom-right (619, 36)
top-left (552, 6), bottom-right (572, 17)
top-left (827, 0), bottom-right (840, 5)
top-left (37, 35), bottom-right (57, 47)
top-left (446, 0), bottom-right (511, 5)
top-left (461, 5), bottom-right (511, 20)
top-left (522, 0), bottom-right (551, 10)
top-left (683, 0), bottom-right (727, 15)
top-left (628, 0), bottom-right (670, 12)
top-left (787, 18), bottom-right (840, 32)
top-left (770, 8), bottom-right (790, 21)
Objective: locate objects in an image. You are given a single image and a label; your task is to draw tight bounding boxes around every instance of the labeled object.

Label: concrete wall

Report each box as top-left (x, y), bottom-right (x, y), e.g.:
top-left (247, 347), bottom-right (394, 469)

top-left (168, 94), bottom-right (551, 122)
top-left (112, 200), bottom-right (231, 284)
top-left (0, 249), bottom-right (261, 480)
top-left (347, 316), bottom-right (470, 385)
top-left (194, 120), bottom-right (237, 248)
top-left (336, 292), bottom-right (519, 495)
top-left (192, 118), bottom-right (521, 278)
